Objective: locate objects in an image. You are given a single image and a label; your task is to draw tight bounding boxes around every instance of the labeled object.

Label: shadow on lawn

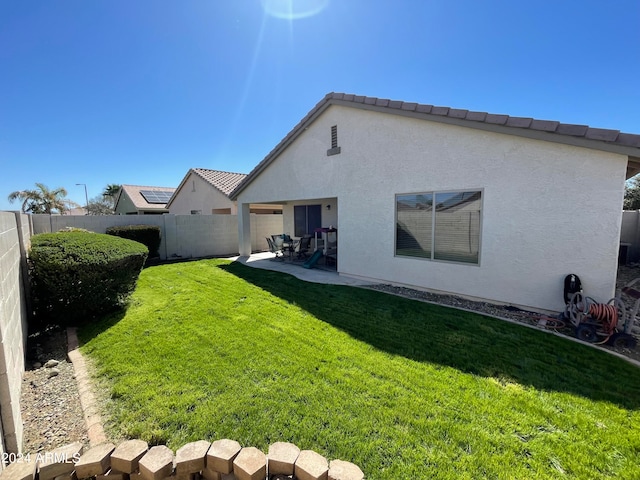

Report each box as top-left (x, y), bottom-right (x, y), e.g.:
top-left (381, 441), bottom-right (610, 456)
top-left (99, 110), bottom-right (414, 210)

top-left (219, 261), bottom-right (640, 410)
top-left (77, 309), bottom-right (128, 345)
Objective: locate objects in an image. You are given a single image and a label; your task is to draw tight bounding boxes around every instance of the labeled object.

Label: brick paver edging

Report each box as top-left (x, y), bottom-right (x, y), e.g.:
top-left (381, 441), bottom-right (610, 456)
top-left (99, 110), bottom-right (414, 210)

top-left (0, 439), bottom-right (364, 480)
top-left (66, 327), bottom-right (108, 447)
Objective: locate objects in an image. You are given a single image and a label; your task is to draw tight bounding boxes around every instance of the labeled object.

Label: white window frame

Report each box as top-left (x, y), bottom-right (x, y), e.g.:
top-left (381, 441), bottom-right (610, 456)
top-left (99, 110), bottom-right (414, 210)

top-left (394, 189), bottom-right (483, 266)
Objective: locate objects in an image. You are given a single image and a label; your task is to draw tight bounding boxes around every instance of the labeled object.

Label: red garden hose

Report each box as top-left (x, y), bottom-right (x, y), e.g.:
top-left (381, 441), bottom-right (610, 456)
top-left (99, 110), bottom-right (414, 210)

top-left (587, 303), bottom-right (618, 342)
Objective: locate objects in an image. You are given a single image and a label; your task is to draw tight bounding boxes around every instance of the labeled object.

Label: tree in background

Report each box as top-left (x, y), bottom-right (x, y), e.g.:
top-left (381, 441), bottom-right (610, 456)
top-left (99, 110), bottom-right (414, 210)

top-left (624, 175), bottom-right (640, 210)
top-left (102, 184), bottom-right (121, 209)
top-left (86, 195), bottom-right (115, 215)
top-left (7, 183), bottom-right (78, 214)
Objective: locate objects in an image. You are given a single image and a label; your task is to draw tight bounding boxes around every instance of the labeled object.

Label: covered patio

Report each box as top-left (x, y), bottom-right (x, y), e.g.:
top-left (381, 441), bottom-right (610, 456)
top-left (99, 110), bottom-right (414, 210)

top-left (237, 196), bottom-right (340, 270)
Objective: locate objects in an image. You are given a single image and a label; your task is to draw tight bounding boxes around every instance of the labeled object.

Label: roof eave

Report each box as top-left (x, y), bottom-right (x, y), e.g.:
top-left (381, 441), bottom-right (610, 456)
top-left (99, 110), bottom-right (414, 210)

top-left (230, 93), bottom-right (335, 199)
top-left (230, 92), bottom-right (640, 198)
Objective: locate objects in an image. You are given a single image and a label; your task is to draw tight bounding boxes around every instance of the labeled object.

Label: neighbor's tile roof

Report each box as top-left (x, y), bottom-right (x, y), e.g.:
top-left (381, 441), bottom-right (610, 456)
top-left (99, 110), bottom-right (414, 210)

top-left (192, 168), bottom-right (247, 196)
top-left (230, 92), bottom-right (640, 198)
top-left (119, 184), bottom-right (176, 210)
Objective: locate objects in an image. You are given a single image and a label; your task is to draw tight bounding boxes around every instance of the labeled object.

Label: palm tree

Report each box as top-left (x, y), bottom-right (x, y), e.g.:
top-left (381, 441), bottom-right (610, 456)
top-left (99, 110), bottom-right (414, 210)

top-left (7, 183), bottom-right (78, 214)
top-left (102, 184), bottom-right (121, 209)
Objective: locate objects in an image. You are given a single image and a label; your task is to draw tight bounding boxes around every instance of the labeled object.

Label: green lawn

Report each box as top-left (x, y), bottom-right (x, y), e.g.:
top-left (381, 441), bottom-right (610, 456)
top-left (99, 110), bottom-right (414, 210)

top-left (79, 259), bottom-right (640, 479)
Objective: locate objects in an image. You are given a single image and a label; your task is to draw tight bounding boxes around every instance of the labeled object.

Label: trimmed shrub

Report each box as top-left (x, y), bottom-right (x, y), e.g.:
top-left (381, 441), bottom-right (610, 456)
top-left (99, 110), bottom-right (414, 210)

top-left (28, 231), bottom-right (148, 325)
top-left (106, 225), bottom-right (161, 258)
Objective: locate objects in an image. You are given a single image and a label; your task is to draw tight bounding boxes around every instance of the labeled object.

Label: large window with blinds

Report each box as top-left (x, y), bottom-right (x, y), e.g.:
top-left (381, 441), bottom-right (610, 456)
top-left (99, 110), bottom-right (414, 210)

top-left (395, 190), bottom-right (482, 264)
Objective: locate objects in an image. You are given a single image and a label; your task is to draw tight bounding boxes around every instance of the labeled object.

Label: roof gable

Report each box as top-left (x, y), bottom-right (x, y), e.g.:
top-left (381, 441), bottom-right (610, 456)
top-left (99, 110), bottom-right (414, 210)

top-left (231, 92), bottom-right (640, 198)
top-left (192, 168), bottom-right (247, 196)
top-left (167, 168), bottom-right (247, 208)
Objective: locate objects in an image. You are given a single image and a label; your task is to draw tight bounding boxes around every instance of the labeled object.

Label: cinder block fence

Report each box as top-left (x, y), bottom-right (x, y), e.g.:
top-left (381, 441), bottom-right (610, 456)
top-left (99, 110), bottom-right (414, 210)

top-left (30, 214), bottom-right (283, 261)
top-left (0, 439), bottom-right (364, 480)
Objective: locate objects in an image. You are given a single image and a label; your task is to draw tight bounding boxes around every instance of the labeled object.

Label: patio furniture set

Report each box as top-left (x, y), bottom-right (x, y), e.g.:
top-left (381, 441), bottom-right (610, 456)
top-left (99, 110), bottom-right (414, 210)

top-left (266, 234), bottom-right (312, 261)
top-left (266, 229), bottom-right (338, 268)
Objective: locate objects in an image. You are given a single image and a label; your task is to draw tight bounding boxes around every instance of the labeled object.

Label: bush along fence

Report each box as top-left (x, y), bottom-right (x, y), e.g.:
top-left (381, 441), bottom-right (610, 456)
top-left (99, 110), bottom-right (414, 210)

top-left (0, 439), bottom-right (364, 480)
top-left (28, 232), bottom-right (147, 327)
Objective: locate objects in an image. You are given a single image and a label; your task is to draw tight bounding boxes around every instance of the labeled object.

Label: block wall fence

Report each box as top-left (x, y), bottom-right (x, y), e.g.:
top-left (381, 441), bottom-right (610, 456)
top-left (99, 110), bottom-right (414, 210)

top-left (0, 438), bottom-right (365, 480)
top-left (0, 212), bottom-right (31, 458)
top-left (31, 214), bottom-right (284, 260)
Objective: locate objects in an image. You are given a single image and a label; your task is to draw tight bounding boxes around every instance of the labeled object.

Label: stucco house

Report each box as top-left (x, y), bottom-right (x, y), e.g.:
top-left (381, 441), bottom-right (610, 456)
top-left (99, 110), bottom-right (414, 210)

top-left (231, 92), bottom-right (640, 312)
top-left (114, 184), bottom-right (176, 215)
top-left (167, 168), bottom-right (282, 215)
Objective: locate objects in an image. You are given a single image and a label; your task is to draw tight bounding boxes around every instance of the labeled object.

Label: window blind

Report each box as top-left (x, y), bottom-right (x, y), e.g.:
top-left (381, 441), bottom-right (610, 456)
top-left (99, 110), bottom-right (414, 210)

top-left (396, 190), bottom-right (481, 265)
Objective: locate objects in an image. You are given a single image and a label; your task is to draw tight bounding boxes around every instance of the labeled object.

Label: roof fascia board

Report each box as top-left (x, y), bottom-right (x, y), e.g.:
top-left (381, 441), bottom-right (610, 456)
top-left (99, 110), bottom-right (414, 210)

top-left (166, 169), bottom-right (195, 208)
top-left (230, 101), bottom-right (332, 199)
top-left (113, 188), bottom-right (125, 210)
top-left (627, 156), bottom-right (640, 179)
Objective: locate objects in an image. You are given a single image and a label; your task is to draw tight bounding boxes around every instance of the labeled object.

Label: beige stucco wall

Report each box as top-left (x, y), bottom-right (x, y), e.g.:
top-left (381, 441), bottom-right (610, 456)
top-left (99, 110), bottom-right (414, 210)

top-left (0, 212), bottom-right (30, 454)
top-left (114, 192), bottom-right (139, 215)
top-left (237, 105), bottom-right (628, 311)
top-left (169, 173), bottom-right (237, 215)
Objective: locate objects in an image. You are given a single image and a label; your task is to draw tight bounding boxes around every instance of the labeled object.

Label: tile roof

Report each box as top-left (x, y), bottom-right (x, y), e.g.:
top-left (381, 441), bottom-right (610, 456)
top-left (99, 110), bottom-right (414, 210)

top-left (191, 168), bottom-right (247, 196)
top-left (231, 92), bottom-right (640, 199)
top-left (119, 185), bottom-right (176, 210)
top-left (308, 92), bottom-right (640, 148)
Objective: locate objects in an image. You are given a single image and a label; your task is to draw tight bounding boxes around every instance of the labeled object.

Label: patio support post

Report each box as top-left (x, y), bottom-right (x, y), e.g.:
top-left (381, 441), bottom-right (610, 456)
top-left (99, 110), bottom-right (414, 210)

top-left (238, 202), bottom-right (252, 256)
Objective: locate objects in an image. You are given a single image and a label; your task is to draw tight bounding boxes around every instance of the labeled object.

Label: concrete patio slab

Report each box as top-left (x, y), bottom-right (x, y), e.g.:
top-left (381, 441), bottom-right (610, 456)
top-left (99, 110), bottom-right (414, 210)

top-left (230, 253), bottom-right (374, 287)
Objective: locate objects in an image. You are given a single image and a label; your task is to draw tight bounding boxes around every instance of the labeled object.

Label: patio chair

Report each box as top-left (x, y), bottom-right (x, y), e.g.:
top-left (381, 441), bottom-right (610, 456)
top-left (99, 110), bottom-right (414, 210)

top-left (296, 235), bottom-right (313, 260)
top-left (266, 237), bottom-right (284, 260)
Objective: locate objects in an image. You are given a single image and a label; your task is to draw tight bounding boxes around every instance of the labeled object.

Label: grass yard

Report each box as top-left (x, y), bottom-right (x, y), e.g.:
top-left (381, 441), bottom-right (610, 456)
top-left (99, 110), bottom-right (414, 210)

top-left (79, 259), bottom-right (640, 479)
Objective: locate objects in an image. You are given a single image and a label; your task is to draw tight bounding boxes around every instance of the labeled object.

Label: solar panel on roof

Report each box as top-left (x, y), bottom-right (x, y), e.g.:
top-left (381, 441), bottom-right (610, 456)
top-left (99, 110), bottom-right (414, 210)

top-left (140, 190), bottom-right (173, 204)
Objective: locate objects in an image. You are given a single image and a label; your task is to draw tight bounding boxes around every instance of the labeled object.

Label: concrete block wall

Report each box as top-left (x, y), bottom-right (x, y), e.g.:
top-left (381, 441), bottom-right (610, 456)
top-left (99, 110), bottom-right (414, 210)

top-left (173, 216), bottom-right (237, 260)
top-left (31, 215), bottom-right (283, 261)
top-left (1, 439), bottom-right (364, 480)
top-left (31, 215), bottom-right (169, 257)
top-left (251, 215), bottom-right (285, 254)
top-left (0, 212), bottom-right (30, 456)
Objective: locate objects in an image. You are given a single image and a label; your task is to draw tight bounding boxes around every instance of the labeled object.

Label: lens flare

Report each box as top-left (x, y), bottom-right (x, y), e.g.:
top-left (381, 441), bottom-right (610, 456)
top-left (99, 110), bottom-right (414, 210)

top-left (261, 0), bottom-right (329, 20)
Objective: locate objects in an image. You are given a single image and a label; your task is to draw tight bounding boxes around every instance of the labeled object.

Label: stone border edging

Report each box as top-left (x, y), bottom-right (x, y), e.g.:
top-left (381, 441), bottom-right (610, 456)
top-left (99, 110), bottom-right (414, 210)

top-left (66, 327), bottom-right (107, 446)
top-left (0, 439), bottom-right (365, 480)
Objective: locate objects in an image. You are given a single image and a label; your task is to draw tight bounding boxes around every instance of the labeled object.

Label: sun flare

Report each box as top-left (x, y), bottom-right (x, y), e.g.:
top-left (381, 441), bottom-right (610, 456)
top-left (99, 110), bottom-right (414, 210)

top-left (260, 0), bottom-right (329, 20)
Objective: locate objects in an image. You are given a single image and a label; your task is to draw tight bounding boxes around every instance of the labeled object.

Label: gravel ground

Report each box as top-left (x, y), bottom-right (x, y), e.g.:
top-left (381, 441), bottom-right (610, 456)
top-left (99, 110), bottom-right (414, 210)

top-left (18, 267), bottom-right (640, 454)
top-left (20, 327), bottom-right (89, 454)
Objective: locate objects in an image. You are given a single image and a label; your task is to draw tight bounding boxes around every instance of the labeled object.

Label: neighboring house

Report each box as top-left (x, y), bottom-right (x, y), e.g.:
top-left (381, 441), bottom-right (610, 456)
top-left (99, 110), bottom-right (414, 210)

top-left (231, 92), bottom-right (640, 312)
top-left (114, 185), bottom-right (176, 215)
top-left (167, 168), bottom-right (282, 215)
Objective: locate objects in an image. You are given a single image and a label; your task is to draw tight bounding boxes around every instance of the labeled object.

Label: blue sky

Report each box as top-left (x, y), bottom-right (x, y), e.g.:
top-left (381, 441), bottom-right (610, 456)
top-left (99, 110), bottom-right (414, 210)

top-left (1, 0), bottom-right (639, 210)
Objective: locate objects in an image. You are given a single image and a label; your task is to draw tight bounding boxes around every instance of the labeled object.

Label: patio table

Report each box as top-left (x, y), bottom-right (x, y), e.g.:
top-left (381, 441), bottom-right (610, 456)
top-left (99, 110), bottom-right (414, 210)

top-left (282, 238), bottom-right (300, 260)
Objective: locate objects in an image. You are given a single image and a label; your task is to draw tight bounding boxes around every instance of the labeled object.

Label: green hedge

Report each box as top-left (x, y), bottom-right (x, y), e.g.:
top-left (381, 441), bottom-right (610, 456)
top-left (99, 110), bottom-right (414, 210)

top-left (106, 225), bottom-right (161, 258)
top-left (28, 231), bottom-right (148, 325)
